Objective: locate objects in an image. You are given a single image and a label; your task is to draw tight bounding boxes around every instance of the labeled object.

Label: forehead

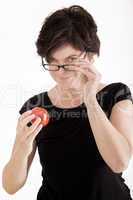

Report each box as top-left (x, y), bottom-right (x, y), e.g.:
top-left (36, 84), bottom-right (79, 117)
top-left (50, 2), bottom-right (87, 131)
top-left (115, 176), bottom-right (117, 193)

top-left (50, 43), bottom-right (82, 61)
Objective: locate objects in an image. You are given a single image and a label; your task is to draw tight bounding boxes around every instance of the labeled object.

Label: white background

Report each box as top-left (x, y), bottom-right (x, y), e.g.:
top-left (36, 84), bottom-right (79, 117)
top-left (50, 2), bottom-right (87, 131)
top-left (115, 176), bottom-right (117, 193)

top-left (0, 0), bottom-right (133, 199)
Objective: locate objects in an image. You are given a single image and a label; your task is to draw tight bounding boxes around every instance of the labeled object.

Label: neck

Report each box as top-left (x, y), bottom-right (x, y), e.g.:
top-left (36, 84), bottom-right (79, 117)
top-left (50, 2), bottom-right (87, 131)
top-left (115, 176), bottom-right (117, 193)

top-left (56, 85), bottom-right (83, 100)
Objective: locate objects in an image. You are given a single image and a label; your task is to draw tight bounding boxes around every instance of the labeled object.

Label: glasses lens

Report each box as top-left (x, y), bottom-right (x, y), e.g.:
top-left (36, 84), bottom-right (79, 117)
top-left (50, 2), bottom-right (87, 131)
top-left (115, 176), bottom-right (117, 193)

top-left (43, 64), bottom-right (77, 71)
top-left (63, 64), bottom-right (76, 71)
top-left (44, 64), bottom-right (59, 71)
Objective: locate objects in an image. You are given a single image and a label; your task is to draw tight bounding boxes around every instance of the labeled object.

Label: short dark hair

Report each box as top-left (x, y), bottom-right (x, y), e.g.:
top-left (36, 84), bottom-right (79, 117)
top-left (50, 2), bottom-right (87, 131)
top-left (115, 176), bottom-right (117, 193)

top-left (35, 5), bottom-right (100, 62)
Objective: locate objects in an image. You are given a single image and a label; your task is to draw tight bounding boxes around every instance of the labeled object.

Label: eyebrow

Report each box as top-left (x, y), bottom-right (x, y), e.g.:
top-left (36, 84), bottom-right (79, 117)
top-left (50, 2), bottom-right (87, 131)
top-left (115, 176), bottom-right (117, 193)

top-left (49, 52), bottom-right (83, 62)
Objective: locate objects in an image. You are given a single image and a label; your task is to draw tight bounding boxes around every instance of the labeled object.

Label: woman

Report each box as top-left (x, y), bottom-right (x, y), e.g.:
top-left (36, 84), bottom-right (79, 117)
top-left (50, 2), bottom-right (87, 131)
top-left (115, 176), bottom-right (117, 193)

top-left (2, 5), bottom-right (133, 200)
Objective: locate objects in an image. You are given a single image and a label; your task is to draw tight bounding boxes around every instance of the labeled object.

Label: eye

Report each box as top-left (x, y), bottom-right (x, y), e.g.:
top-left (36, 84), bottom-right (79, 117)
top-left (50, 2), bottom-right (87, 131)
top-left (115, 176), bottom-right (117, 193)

top-left (67, 57), bottom-right (78, 63)
top-left (49, 61), bottom-right (57, 65)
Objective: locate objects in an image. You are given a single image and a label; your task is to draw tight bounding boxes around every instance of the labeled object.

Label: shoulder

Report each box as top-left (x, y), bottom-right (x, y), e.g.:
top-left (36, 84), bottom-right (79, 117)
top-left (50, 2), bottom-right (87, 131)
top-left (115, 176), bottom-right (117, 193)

top-left (97, 82), bottom-right (133, 118)
top-left (98, 82), bottom-right (132, 96)
top-left (98, 82), bottom-right (107, 91)
top-left (18, 91), bottom-right (47, 115)
top-left (110, 82), bottom-right (133, 103)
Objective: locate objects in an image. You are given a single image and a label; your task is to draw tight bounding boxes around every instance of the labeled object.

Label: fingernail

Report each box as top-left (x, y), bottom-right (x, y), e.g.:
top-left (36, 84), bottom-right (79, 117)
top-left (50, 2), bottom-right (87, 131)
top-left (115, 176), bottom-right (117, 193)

top-left (40, 124), bottom-right (43, 129)
top-left (28, 110), bottom-right (32, 113)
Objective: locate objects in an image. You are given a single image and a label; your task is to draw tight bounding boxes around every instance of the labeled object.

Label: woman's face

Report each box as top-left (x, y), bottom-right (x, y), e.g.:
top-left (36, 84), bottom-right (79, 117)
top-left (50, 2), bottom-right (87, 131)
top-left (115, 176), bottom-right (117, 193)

top-left (47, 43), bottom-right (93, 89)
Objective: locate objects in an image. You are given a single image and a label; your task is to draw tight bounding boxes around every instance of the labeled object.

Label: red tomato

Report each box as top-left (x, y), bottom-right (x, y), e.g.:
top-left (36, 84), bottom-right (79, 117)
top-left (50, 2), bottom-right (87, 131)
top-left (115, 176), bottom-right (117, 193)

top-left (31, 107), bottom-right (49, 126)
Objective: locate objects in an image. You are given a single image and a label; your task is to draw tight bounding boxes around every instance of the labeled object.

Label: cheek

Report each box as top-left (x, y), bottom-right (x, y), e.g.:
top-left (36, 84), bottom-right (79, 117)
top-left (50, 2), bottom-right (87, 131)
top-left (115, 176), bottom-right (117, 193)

top-left (49, 71), bottom-right (58, 81)
top-left (50, 71), bottom-right (76, 79)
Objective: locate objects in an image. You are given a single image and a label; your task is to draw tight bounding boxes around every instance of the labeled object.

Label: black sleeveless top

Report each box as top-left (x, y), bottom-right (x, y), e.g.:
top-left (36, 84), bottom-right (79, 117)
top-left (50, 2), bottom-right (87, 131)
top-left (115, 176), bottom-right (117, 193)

top-left (19, 82), bottom-right (133, 200)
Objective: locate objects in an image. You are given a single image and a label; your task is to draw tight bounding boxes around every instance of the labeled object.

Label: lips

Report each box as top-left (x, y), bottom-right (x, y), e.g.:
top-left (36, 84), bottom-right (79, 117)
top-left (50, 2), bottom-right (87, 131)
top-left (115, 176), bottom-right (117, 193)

top-left (60, 76), bottom-right (72, 79)
top-left (59, 73), bottom-right (75, 79)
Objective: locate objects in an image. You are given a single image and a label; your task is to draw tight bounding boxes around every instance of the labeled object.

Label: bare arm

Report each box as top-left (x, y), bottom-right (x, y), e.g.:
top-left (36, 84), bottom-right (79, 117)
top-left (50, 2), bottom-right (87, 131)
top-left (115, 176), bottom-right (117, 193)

top-left (2, 110), bottom-right (42, 194)
top-left (85, 98), bottom-right (133, 173)
top-left (2, 140), bottom-right (37, 194)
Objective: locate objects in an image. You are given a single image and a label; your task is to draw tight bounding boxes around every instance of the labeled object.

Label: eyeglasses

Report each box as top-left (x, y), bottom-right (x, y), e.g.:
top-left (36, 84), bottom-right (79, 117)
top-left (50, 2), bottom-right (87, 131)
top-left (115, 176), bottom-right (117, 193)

top-left (41, 62), bottom-right (77, 72)
top-left (41, 52), bottom-right (91, 71)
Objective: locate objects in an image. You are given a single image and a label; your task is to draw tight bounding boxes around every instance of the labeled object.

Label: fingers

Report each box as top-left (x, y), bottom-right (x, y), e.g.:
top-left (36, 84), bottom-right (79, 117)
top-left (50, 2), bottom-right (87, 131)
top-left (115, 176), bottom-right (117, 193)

top-left (72, 57), bottom-right (96, 69)
top-left (74, 65), bottom-right (95, 78)
top-left (71, 59), bottom-right (99, 78)
top-left (29, 117), bottom-right (42, 133)
top-left (21, 114), bottom-right (36, 127)
top-left (72, 60), bottom-right (89, 67)
top-left (71, 61), bottom-right (92, 72)
top-left (22, 117), bottom-right (42, 140)
top-left (26, 124), bottom-right (43, 143)
top-left (19, 110), bottom-right (32, 121)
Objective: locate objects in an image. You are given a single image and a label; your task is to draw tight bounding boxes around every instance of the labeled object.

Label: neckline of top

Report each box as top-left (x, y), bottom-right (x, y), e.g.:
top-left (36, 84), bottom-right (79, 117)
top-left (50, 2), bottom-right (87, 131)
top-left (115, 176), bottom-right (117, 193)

top-left (45, 83), bottom-right (114, 110)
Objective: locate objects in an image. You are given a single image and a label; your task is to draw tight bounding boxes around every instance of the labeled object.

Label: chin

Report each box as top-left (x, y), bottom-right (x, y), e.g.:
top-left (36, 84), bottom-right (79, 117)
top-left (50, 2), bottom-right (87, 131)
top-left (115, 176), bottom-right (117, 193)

top-left (60, 81), bottom-right (70, 87)
top-left (58, 81), bottom-right (70, 88)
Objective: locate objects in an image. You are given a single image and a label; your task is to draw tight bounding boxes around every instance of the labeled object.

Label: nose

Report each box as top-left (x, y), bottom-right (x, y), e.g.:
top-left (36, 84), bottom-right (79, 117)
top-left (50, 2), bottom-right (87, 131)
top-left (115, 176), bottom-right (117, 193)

top-left (58, 67), bottom-right (66, 75)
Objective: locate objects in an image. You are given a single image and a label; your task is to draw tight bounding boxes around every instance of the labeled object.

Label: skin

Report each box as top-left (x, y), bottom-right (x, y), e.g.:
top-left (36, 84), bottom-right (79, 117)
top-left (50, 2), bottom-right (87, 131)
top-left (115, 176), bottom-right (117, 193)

top-left (2, 111), bottom-right (42, 194)
top-left (47, 43), bottom-right (105, 108)
top-left (2, 43), bottom-right (133, 195)
top-left (2, 43), bottom-right (105, 195)
top-left (48, 44), bottom-right (133, 173)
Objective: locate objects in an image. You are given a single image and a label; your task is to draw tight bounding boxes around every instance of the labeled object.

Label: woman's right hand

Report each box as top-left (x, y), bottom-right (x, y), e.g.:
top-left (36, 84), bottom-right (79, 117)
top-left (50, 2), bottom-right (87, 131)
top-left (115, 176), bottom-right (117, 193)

top-left (13, 110), bottom-right (43, 158)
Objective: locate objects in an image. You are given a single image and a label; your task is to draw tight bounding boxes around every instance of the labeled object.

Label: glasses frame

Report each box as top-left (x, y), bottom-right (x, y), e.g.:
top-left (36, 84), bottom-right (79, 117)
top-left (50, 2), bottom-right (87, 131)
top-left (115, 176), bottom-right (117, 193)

top-left (41, 51), bottom-right (88, 71)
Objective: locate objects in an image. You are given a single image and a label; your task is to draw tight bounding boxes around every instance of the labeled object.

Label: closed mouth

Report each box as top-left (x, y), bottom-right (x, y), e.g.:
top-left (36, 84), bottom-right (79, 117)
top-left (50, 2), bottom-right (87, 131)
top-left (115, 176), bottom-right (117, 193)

top-left (61, 76), bottom-right (72, 79)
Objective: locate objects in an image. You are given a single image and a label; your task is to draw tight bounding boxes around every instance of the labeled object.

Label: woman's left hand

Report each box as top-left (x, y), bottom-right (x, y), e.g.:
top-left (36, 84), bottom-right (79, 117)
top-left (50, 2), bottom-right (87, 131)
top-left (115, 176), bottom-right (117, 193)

top-left (70, 55), bottom-right (102, 105)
